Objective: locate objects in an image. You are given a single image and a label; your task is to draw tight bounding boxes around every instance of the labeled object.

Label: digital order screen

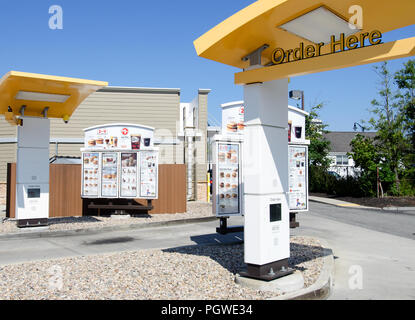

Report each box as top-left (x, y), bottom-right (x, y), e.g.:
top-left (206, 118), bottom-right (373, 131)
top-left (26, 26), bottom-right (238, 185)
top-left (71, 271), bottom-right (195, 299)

top-left (27, 188), bottom-right (41, 199)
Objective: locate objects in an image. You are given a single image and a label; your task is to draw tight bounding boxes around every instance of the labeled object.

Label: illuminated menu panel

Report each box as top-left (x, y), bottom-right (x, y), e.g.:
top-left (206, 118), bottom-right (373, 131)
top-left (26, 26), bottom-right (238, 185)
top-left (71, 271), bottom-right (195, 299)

top-left (101, 153), bottom-right (118, 198)
top-left (139, 151), bottom-right (158, 199)
top-left (120, 153), bottom-right (138, 198)
top-left (216, 143), bottom-right (241, 216)
top-left (288, 145), bottom-right (308, 211)
top-left (82, 153), bottom-right (100, 197)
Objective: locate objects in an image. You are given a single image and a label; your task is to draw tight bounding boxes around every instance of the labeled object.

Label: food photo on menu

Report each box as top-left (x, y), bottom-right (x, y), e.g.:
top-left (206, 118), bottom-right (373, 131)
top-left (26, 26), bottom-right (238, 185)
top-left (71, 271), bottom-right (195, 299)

top-left (130, 134), bottom-right (141, 150)
top-left (101, 153), bottom-right (118, 197)
top-left (86, 133), bottom-right (120, 150)
top-left (121, 153), bottom-right (138, 197)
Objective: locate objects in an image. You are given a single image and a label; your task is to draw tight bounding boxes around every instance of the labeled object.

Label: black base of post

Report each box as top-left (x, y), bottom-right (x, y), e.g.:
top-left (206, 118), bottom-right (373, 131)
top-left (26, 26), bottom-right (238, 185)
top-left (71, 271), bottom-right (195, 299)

top-left (290, 212), bottom-right (300, 229)
top-left (17, 218), bottom-right (49, 228)
top-left (239, 259), bottom-right (294, 281)
top-left (216, 217), bottom-right (244, 235)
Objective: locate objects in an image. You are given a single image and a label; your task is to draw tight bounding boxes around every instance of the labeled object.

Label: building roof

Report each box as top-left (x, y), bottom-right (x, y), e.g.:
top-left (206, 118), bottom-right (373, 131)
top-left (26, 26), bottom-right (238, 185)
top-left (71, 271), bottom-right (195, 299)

top-left (49, 156), bottom-right (81, 164)
top-left (288, 105), bottom-right (309, 116)
top-left (99, 86), bottom-right (180, 95)
top-left (207, 126), bottom-right (221, 132)
top-left (323, 131), bottom-right (377, 153)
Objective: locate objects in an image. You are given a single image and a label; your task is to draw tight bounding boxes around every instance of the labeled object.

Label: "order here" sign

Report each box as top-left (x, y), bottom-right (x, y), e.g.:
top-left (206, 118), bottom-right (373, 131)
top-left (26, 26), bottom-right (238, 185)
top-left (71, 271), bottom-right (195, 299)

top-left (271, 30), bottom-right (382, 65)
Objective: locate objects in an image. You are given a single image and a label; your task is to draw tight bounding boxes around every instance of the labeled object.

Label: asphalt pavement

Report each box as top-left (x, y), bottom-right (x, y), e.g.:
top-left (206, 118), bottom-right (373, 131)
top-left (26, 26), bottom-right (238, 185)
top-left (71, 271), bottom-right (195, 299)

top-left (293, 202), bottom-right (415, 300)
top-left (306, 201), bottom-right (415, 240)
top-left (0, 202), bottom-right (414, 299)
top-left (0, 218), bottom-right (244, 266)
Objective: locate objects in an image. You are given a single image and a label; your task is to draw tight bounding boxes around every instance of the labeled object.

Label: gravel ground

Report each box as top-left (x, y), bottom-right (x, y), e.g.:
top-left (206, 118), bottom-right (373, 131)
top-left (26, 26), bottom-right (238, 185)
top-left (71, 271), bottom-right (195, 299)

top-left (0, 201), bottom-right (213, 234)
top-left (0, 236), bottom-right (325, 300)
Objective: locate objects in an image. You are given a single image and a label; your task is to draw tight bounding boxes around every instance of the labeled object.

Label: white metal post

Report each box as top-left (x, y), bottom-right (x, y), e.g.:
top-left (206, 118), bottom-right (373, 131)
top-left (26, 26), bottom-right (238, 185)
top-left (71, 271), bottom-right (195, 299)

top-left (241, 78), bottom-right (293, 280)
top-left (15, 117), bottom-right (50, 227)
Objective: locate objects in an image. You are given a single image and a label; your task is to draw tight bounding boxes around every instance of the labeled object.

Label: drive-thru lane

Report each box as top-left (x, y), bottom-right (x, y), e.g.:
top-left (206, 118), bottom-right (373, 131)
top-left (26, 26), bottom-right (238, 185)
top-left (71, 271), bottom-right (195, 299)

top-left (0, 202), bottom-right (414, 299)
top-left (0, 219), bottom-right (243, 267)
top-left (292, 203), bottom-right (415, 300)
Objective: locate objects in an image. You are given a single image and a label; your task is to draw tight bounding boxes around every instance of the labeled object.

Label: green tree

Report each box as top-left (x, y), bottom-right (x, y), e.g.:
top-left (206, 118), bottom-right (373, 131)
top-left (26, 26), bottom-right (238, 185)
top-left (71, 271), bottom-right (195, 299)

top-left (348, 134), bottom-right (394, 196)
top-left (305, 103), bottom-right (331, 169)
top-left (394, 59), bottom-right (415, 188)
top-left (368, 62), bottom-right (408, 194)
top-left (395, 59), bottom-right (415, 146)
top-left (348, 134), bottom-right (379, 173)
top-left (305, 103), bottom-right (333, 195)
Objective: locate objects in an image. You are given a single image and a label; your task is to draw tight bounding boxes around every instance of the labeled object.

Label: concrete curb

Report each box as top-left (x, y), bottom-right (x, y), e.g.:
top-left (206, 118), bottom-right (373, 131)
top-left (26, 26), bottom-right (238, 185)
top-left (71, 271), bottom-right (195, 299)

top-left (310, 197), bottom-right (379, 211)
top-left (309, 197), bottom-right (415, 216)
top-left (269, 238), bottom-right (334, 300)
top-left (0, 216), bottom-right (218, 240)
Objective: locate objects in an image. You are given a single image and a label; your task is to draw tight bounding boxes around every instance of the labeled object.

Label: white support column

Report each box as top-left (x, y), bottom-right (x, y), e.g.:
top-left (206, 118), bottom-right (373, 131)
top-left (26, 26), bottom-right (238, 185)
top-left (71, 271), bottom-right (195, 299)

top-left (241, 78), bottom-right (293, 280)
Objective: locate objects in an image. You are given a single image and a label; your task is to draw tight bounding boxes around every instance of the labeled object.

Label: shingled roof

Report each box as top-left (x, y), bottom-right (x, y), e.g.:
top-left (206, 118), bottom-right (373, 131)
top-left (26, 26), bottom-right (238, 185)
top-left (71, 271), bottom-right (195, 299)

top-left (323, 131), bottom-right (378, 153)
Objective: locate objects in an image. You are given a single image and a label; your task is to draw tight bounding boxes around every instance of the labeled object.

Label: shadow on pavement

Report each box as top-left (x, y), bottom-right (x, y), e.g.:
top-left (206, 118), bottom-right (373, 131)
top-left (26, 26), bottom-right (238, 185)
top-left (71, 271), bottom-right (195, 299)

top-left (83, 236), bottom-right (136, 246)
top-left (163, 232), bottom-right (331, 275)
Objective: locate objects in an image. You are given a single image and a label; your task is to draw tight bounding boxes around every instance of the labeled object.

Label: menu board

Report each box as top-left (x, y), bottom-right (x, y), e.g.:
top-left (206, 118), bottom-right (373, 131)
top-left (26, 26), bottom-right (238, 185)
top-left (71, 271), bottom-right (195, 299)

top-left (288, 145), bottom-right (308, 211)
top-left (80, 148), bottom-right (159, 200)
top-left (139, 151), bottom-right (158, 198)
top-left (101, 153), bottom-right (118, 198)
top-left (82, 153), bottom-right (100, 197)
top-left (216, 143), bottom-right (241, 216)
top-left (120, 153), bottom-right (138, 198)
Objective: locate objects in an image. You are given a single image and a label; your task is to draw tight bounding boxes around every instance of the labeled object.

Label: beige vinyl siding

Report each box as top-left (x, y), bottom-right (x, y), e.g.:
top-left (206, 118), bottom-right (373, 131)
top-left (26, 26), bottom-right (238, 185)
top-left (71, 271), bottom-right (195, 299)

top-left (0, 87), bottom-right (203, 184)
top-left (50, 91), bottom-right (180, 138)
top-left (198, 92), bottom-right (208, 134)
top-left (48, 90), bottom-right (182, 164)
top-left (0, 116), bottom-right (17, 138)
top-left (174, 140), bottom-right (185, 165)
top-left (196, 163), bottom-right (208, 183)
top-left (195, 137), bottom-right (207, 181)
top-left (0, 89), bottom-right (181, 140)
top-left (195, 91), bottom-right (208, 182)
top-left (0, 143), bottom-right (16, 182)
top-left (158, 144), bottom-right (175, 164)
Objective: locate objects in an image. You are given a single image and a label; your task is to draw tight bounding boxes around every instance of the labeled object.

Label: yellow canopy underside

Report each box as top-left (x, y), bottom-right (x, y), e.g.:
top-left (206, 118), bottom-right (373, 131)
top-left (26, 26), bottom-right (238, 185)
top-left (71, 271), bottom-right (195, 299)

top-left (0, 71), bottom-right (108, 119)
top-left (194, 0), bottom-right (415, 70)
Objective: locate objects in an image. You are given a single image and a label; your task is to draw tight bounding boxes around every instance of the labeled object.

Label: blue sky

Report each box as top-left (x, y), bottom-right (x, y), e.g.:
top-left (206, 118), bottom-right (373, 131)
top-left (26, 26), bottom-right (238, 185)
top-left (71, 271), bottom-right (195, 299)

top-left (0, 0), bottom-right (413, 131)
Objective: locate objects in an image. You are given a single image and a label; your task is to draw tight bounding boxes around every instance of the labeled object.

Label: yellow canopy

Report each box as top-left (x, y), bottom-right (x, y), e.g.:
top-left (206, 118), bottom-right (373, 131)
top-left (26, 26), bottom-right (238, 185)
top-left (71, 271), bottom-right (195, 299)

top-left (0, 71), bottom-right (108, 120)
top-left (194, 0), bottom-right (415, 73)
top-left (235, 36), bottom-right (415, 84)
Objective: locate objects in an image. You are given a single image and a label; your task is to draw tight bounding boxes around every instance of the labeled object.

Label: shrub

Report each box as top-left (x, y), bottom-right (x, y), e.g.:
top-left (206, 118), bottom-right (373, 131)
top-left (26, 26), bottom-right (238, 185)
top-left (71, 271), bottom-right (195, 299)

top-left (309, 165), bottom-right (378, 197)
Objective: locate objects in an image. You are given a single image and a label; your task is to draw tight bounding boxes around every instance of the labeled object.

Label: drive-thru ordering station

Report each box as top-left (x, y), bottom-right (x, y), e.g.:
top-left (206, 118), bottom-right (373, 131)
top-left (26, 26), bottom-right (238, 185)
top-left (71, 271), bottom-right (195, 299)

top-left (212, 102), bottom-right (310, 235)
top-left (194, 0), bottom-right (414, 280)
top-left (0, 71), bottom-right (107, 227)
top-left (81, 123), bottom-right (159, 214)
top-left (0, 0), bottom-right (413, 285)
